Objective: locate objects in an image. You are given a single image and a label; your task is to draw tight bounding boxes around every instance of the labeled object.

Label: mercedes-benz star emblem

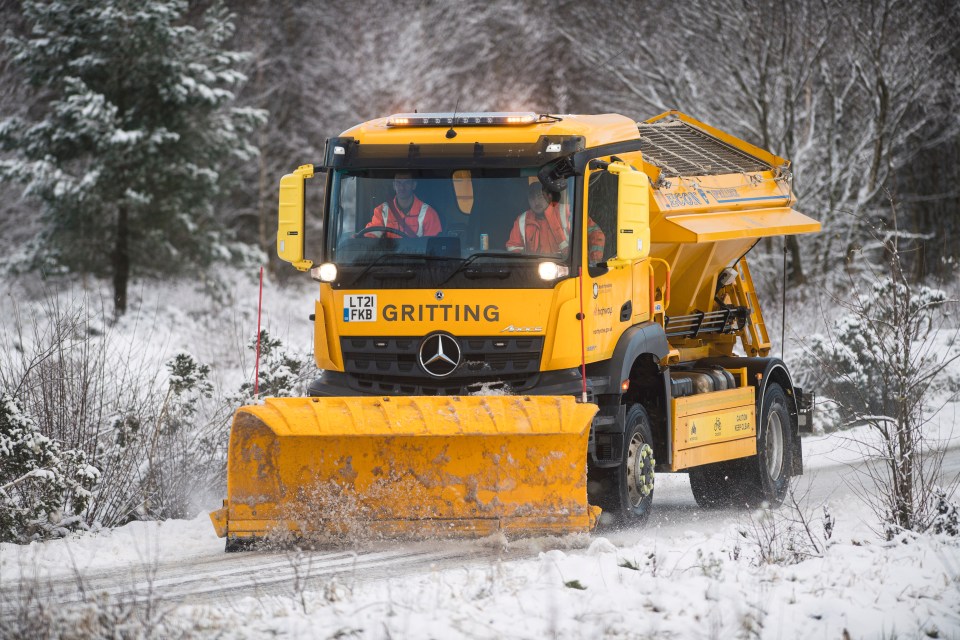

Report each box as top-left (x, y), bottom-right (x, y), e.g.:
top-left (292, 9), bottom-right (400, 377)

top-left (435, 290), bottom-right (444, 301)
top-left (419, 332), bottom-right (461, 377)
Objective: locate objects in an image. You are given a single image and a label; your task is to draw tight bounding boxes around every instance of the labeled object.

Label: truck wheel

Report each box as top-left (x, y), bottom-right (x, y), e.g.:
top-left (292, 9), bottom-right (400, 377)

top-left (593, 403), bottom-right (656, 526)
top-left (688, 461), bottom-right (743, 508)
top-left (744, 382), bottom-right (793, 507)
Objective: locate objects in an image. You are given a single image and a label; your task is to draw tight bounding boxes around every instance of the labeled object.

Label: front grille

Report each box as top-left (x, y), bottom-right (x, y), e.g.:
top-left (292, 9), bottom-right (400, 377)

top-left (340, 336), bottom-right (544, 392)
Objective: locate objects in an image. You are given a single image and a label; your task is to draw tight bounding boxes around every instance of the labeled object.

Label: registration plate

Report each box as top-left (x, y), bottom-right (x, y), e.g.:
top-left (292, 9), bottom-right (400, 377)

top-left (343, 294), bottom-right (377, 322)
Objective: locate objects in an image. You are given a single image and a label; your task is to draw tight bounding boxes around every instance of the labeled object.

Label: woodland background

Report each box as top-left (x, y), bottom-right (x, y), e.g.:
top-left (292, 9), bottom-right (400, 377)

top-left (0, 0), bottom-right (959, 541)
top-left (0, 0), bottom-right (957, 302)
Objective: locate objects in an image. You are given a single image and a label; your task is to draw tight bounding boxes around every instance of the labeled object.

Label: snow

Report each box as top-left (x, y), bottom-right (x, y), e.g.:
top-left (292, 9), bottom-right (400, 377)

top-left (2, 277), bottom-right (958, 638)
top-left (0, 512), bottom-right (222, 579)
top-left (803, 415), bottom-right (959, 471)
top-left (3, 430), bottom-right (958, 638)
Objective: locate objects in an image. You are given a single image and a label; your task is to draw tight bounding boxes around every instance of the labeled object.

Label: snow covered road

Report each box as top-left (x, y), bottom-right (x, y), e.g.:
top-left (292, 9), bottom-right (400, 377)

top-left (2, 427), bottom-right (959, 639)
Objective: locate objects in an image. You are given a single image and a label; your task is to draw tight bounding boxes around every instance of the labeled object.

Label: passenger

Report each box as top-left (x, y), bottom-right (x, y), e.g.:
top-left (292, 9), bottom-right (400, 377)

top-left (364, 171), bottom-right (441, 238)
top-left (506, 183), bottom-right (605, 261)
top-left (586, 217), bottom-right (606, 263)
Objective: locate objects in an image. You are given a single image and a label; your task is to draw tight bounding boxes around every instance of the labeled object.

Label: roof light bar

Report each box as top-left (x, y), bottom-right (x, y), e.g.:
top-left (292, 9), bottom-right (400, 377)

top-left (386, 112), bottom-right (538, 127)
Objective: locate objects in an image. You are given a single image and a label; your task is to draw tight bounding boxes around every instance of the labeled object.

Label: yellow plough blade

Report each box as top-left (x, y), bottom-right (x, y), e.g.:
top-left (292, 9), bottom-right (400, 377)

top-left (211, 395), bottom-right (599, 543)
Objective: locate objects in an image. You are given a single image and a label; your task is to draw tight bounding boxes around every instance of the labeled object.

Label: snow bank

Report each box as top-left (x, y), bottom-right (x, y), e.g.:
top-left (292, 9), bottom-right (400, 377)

top-left (0, 512), bottom-right (222, 580)
top-left (186, 497), bottom-right (960, 639)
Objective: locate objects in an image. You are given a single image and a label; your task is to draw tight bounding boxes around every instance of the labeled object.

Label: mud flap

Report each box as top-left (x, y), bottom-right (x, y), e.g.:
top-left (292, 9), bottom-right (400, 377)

top-left (214, 395), bottom-right (598, 542)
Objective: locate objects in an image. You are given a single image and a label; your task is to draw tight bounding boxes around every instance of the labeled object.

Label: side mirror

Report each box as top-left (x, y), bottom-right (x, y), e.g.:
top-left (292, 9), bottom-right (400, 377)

top-left (277, 164), bottom-right (315, 271)
top-left (613, 167), bottom-right (650, 262)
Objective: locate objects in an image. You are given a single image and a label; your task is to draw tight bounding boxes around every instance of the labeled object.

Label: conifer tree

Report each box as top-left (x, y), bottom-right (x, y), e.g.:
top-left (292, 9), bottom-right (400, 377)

top-left (0, 1), bottom-right (264, 316)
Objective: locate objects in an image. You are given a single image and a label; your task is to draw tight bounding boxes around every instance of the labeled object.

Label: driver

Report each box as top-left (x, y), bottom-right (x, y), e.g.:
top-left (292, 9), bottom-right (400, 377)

top-left (363, 171), bottom-right (441, 238)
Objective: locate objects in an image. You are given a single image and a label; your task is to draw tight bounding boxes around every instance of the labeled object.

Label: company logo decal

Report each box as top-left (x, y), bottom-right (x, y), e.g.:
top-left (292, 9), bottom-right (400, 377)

top-left (382, 304), bottom-right (499, 322)
top-left (419, 332), bottom-right (461, 377)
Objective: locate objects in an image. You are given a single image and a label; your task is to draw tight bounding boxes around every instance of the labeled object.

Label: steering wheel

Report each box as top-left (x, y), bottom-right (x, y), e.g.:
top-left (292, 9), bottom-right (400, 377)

top-left (355, 225), bottom-right (415, 239)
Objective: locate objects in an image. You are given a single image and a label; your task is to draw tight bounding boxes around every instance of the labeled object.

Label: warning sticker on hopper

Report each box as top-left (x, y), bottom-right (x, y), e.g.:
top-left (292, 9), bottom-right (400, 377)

top-left (343, 294), bottom-right (377, 321)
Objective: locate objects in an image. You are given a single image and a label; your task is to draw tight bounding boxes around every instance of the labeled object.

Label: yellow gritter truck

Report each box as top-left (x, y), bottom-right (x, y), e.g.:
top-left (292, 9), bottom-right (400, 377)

top-left (210, 110), bottom-right (820, 549)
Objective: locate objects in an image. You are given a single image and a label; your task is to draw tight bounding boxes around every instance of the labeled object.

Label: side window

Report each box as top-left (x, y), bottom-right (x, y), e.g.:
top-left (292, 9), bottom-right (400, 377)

top-left (339, 174), bottom-right (358, 234)
top-left (587, 170), bottom-right (618, 267)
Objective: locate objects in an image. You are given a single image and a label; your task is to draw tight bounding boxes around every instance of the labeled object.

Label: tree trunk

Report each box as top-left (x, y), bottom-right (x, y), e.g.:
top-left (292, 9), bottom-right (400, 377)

top-left (786, 235), bottom-right (805, 284)
top-left (112, 206), bottom-right (130, 319)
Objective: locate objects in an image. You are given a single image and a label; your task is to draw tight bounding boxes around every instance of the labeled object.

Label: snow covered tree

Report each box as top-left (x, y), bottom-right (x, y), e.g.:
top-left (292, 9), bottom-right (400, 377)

top-left (561, 0), bottom-right (959, 283)
top-left (0, 0), bottom-right (264, 317)
top-left (797, 211), bottom-right (959, 535)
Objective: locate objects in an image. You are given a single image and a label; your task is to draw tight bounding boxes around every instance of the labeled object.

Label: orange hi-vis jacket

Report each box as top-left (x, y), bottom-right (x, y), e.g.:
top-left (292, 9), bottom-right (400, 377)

top-left (366, 196), bottom-right (441, 238)
top-left (506, 203), bottom-right (606, 261)
top-left (506, 202), bottom-right (569, 255)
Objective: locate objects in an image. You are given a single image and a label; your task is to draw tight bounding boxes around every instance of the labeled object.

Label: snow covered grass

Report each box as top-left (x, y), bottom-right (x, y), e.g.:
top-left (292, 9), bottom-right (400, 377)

top-left (219, 520), bottom-right (958, 639)
top-left (2, 421), bottom-right (959, 639)
top-left (0, 269), bottom-right (315, 396)
top-left (2, 269), bottom-right (959, 637)
top-left (2, 467), bottom-right (958, 639)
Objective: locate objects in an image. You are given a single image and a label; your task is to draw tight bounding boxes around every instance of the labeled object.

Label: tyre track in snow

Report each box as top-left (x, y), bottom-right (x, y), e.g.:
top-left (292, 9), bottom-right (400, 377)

top-left (3, 440), bottom-right (958, 614)
top-left (1, 541), bottom-right (521, 614)
top-left (604, 437), bottom-right (960, 546)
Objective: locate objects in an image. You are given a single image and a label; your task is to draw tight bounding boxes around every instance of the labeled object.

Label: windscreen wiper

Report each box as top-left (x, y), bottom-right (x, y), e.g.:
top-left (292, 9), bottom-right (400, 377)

top-left (437, 252), bottom-right (543, 287)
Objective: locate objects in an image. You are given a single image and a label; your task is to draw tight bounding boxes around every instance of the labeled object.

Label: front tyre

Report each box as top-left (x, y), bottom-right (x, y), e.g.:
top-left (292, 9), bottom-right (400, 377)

top-left (593, 403), bottom-right (656, 526)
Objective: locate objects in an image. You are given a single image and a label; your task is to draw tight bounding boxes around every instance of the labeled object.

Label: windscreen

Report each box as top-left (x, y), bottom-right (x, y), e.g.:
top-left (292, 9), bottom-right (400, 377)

top-left (325, 168), bottom-right (576, 288)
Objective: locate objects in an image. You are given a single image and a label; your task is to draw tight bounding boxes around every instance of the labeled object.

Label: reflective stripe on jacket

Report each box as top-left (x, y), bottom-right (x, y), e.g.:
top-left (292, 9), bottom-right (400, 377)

top-left (366, 196), bottom-right (441, 237)
top-left (506, 203), bottom-right (569, 254)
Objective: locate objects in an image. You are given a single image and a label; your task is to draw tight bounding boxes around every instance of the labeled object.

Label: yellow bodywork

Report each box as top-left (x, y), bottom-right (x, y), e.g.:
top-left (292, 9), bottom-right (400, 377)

top-left (211, 395), bottom-right (598, 542)
top-left (671, 383), bottom-right (757, 470)
top-left (214, 110), bottom-right (822, 544)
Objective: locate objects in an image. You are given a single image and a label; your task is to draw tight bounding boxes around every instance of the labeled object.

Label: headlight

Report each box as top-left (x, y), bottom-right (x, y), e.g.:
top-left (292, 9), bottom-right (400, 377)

top-left (311, 262), bottom-right (338, 282)
top-left (538, 261), bottom-right (569, 280)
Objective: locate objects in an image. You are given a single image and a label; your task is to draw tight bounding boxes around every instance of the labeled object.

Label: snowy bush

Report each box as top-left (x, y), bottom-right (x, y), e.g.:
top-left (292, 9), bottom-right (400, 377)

top-left (808, 396), bottom-right (843, 435)
top-left (0, 297), bottom-right (232, 531)
top-left (85, 349), bottom-right (231, 523)
top-left (0, 393), bottom-right (99, 542)
top-left (738, 490), bottom-right (834, 566)
top-left (928, 488), bottom-right (959, 537)
top-left (796, 220), bottom-right (959, 535)
top-left (798, 278), bottom-right (951, 427)
top-left (138, 352), bottom-right (228, 520)
top-left (235, 329), bottom-right (314, 400)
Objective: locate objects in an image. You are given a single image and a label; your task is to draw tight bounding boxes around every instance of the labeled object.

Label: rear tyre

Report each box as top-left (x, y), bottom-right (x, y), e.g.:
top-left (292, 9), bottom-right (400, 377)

top-left (688, 383), bottom-right (794, 509)
top-left (593, 403), bottom-right (656, 526)
top-left (743, 382), bottom-right (793, 507)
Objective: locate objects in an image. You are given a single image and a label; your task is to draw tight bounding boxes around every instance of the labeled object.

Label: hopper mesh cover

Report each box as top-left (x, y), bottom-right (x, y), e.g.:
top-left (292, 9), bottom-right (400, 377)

top-left (638, 120), bottom-right (772, 177)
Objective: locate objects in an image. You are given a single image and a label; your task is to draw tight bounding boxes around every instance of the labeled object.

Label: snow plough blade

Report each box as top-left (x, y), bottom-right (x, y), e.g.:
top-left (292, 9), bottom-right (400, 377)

top-left (210, 395), bottom-right (599, 545)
